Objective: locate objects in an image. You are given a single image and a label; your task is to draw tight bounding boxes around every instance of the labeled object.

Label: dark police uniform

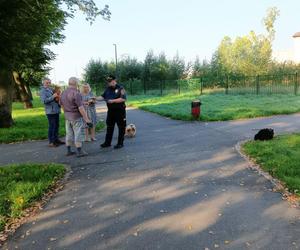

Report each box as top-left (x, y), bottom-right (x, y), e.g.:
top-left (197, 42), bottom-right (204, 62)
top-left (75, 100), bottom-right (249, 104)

top-left (101, 84), bottom-right (127, 146)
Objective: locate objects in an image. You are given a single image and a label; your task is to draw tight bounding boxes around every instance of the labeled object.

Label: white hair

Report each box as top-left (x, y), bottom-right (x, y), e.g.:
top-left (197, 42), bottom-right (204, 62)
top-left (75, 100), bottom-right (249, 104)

top-left (42, 77), bottom-right (50, 84)
top-left (81, 83), bottom-right (91, 94)
top-left (68, 77), bottom-right (79, 86)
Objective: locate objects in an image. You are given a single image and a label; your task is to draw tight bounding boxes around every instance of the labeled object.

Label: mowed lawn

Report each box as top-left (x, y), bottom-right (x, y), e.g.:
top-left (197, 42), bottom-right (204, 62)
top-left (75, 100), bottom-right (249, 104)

top-left (0, 98), bottom-right (105, 143)
top-left (243, 134), bottom-right (300, 196)
top-left (0, 163), bottom-right (66, 231)
top-left (128, 93), bottom-right (300, 121)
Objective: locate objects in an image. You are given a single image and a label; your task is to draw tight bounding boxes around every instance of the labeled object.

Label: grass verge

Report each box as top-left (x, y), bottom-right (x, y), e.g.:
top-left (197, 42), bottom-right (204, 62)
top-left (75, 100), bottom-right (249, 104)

top-left (243, 134), bottom-right (300, 196)
top-left (0, 163), bottom-right (66, 232)
top-left (128, 92), bottom-right (300, 121)
top-left (0, 98), bottom-right (105, 143)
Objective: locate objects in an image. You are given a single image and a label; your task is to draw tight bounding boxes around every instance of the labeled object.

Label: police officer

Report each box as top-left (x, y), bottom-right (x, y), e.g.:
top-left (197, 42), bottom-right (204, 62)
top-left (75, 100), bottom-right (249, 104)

top-left (99, 75), bottom-right (127, 149)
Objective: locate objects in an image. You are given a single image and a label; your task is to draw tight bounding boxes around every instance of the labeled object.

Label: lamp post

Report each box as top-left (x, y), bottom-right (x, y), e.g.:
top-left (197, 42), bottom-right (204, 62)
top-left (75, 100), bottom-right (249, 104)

top-left (113, 43), bottom-right (118, 78)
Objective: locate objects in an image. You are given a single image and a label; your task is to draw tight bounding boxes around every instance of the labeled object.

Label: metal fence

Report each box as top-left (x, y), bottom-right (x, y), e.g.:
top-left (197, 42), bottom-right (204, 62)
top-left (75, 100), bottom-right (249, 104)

top-left (93, 78), bottom-right (207, 96)
top-left (92, 72), bottom-right (300, 96)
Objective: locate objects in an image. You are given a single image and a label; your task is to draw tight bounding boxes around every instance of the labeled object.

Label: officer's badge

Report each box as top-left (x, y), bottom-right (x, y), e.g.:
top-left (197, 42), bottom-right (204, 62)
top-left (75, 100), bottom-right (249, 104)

top-left (115, 89), bottom-right (119, 94)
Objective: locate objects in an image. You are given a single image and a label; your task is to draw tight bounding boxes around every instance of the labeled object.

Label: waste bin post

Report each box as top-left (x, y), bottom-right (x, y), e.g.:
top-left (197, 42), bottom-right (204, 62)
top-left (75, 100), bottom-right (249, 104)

top-left (191, 100), bottom-right (201, 119)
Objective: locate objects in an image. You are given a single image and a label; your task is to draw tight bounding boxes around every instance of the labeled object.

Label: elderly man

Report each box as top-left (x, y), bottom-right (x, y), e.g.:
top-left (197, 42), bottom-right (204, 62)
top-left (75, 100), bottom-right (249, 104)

top-left (60, 77), bottom-right (92, 157)
top-left (40, 77), bottom-right (64, 147)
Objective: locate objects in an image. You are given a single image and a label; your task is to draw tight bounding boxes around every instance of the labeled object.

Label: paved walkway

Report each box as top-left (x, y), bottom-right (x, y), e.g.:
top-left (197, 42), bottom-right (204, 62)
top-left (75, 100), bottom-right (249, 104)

top-left (1, 106), bottom-right (300, 250)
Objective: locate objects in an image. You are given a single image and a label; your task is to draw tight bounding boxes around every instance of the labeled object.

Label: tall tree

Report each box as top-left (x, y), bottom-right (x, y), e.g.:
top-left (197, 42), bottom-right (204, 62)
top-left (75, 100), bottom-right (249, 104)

top-left (214, 7), bottom-right (279, 76)
top-left (84, 59), bottom-right (108, 86)
top-left (192, 56), bottom-right (210, 78)
top-left (118, 56), bottom-right (143, 82)
top-left (151, 52), bottom-right (169, 81)
top-left (0, 0), bottom-right (110, 128)
top-left (169, 52), bottom-right (185, 79)
top-left (143, 50), bottom-right (156, 82)
top-left (263, 7), bottom-right (280, 42)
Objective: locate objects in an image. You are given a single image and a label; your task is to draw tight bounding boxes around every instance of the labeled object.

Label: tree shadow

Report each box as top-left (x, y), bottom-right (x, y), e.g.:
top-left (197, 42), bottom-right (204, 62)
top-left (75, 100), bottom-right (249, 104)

top-left (1, 108), bottom-right (300, 250)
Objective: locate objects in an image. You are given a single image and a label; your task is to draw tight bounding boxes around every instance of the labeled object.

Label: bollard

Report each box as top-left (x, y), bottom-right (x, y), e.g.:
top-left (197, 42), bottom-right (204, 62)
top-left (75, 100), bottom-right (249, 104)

top-left (191, 100), bottom-right (201, 119)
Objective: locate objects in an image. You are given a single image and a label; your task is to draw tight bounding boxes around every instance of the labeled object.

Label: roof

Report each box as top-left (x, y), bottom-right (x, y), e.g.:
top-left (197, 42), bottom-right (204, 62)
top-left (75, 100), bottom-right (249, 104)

top-left (293, 32), bottom-right (300, 38)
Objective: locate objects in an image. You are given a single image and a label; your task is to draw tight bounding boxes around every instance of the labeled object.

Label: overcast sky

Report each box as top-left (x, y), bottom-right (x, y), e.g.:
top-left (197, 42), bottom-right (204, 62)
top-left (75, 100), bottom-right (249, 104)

top-left (48, 0), bottom-right (300, 83)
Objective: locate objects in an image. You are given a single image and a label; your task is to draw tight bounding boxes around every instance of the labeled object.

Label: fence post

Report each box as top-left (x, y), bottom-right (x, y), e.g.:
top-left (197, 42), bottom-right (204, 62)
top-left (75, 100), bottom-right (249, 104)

top-left (200, 78), bottom-right (203, 95)
top-left (225, 75), bottom-right (229, 94)
top-left (256, 75), bottom-right (260, 95)
top-left (295, 72), bottom-right (298, 95)
top-left (178, 80), bottom-right (180, 94)
top-left (160, 80), bottom-right (163, 96)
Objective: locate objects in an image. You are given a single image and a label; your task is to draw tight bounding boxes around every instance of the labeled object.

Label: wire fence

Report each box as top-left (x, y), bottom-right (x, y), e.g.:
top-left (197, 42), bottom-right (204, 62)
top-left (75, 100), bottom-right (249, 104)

top-left (91, 72), bottom-right (300, 96)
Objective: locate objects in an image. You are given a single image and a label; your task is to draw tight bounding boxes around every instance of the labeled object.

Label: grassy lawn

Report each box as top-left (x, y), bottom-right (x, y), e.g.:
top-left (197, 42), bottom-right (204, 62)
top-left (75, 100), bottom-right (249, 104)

top-left (0, 98), bottom-right (105, 143)
top-left (0, 163), bottom-right (66, 231)
top-left (128, 92), bottom-right (300, 121)
top-left (243, 134), bottom-right (300, 196)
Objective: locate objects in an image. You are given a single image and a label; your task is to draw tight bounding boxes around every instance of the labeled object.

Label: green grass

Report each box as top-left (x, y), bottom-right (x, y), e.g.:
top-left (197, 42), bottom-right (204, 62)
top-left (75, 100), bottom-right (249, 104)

top-left (0, 163), bottom-right (66, 231)
top-left (243, 134), bottom-right (300, 196)
top-left (0, 98), bottom-right (105, 143)
top-left (128, 92), bottom-right (300, 121)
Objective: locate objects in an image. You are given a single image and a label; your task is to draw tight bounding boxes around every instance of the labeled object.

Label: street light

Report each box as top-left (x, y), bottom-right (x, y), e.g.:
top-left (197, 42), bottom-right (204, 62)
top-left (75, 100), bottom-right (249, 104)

top-left (113, 43), bottom-right (118, 78)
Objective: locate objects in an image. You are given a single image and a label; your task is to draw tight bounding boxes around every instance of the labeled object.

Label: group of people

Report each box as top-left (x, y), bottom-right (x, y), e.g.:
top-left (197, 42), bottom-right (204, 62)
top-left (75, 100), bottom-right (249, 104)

top-left (40, 75), bottom-right (127, 157)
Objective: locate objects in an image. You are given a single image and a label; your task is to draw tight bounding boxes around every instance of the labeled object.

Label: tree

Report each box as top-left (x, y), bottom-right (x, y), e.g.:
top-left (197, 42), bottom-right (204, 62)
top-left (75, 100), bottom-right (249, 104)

top-left (213, 7), bottom-right (279, 76)
top-left (118, 56), bottom-right (143, 82)
top-left (151, 52), bottom-right (170, 81)
top-left (0, 0), bottom-right (110, 128)
top-left (142, 50), bottom-right (156, 82)
top-left (84, 59), bottom-right (108, 86)
top-left (83, 59), bottom-right (116, 91)
top-left (263, 7), bottom-right (280, 42)
top-left (169, 52), bottom-right (185, 79)
top-left (192, 56), bottom-right (210, 78)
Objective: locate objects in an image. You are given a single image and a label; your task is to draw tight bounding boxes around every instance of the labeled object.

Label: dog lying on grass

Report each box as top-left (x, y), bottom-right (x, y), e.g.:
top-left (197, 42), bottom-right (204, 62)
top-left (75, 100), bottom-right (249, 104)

top-left (254, 128), bottom-right (274, 141)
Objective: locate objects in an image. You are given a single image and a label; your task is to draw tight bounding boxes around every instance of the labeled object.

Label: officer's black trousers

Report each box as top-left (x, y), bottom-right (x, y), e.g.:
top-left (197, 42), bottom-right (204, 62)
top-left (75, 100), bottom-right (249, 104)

top-left (105, 108), bottom-right (126, 145)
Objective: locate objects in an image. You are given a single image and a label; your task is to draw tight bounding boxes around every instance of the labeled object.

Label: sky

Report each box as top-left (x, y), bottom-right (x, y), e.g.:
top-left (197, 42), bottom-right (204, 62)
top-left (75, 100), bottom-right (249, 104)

top-left (48, 0), bottom-right (300, 83)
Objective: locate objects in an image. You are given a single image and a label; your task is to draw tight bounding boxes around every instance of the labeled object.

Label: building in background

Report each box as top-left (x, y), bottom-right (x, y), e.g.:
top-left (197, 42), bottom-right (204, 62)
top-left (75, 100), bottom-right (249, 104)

top-left (293, 32), bottom-right (300, 63)
top-left (273, 32), bottom-right (300, 63)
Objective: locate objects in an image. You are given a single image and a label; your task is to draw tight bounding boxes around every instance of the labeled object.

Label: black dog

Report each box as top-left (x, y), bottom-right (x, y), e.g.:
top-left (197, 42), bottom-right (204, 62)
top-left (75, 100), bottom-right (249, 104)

top-left (254, 128), bottom-right (274, 141)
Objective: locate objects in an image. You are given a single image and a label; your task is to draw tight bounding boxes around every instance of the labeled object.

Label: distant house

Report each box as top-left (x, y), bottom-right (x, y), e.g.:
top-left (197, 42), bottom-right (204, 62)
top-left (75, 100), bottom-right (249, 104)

top-left (293, 32), bottom-right (300, 63)
top-left (273, 32), bottom-right (300, 63)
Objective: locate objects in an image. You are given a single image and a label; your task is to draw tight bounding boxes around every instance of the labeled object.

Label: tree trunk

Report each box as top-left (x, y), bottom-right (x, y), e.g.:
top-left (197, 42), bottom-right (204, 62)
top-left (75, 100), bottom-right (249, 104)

top-left (13, 71), bottom-right (33, 109)
top-left (0, 69), bottom-right (14, 128)
top-left (24, 80), bottom-right (33, 108)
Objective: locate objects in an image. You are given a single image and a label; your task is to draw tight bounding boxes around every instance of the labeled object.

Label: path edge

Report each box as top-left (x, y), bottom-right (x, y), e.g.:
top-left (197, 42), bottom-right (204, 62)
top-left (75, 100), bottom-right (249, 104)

top-left (235, 140), bottom-right (299, 208)
top-left (0, 164), bottom-right (72, 245)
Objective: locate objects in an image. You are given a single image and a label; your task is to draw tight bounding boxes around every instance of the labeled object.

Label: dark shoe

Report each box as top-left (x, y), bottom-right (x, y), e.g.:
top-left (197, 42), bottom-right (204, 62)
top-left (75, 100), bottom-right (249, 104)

top-left (55, 139), bottom-right (65, 145)
top-left (66, 151), bottom-right (76, 156)
top-left (101, 143), bottom-right (111, 148)
top-left (114, 144), bottom-right (124, 149)
top-left (76, 150), bottom-right (88, 158)
top-left (48, 143), bottom-right (58, 148)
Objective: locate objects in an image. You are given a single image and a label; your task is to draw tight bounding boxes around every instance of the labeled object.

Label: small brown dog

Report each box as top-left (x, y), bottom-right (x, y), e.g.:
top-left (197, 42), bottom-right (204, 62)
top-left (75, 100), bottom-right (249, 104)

top-left (52, 85), bottom-right (62, 103)
top-left (125, 124), bottom-right (136, 138)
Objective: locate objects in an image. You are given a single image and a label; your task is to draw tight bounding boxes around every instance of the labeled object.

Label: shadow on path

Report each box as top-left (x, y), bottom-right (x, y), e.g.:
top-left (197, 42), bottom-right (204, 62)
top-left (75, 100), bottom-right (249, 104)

top-left (1, 106), bottom-right (300, 250)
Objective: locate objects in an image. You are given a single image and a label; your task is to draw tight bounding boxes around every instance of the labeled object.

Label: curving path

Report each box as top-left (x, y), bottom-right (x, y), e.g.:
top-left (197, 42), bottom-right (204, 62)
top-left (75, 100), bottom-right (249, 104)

top-left (1, 106), bottom-right (300, 250)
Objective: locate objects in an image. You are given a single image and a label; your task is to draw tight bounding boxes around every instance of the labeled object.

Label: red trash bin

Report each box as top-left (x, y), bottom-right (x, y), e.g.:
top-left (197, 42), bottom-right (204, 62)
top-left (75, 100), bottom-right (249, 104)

top-left (191, 100), bottom-right (201, 119)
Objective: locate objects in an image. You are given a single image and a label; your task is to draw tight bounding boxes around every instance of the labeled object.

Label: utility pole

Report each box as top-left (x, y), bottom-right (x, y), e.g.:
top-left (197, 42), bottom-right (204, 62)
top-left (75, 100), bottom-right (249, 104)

top-left (113, 43), bottom-right (118, 78)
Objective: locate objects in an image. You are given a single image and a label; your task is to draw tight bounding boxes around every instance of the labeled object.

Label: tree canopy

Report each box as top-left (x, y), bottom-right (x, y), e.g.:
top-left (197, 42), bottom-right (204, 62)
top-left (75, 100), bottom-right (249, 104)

top-left (0, 0), bottom-right (110, 127)
top-left (84, 51), bottom-right (187, 86)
